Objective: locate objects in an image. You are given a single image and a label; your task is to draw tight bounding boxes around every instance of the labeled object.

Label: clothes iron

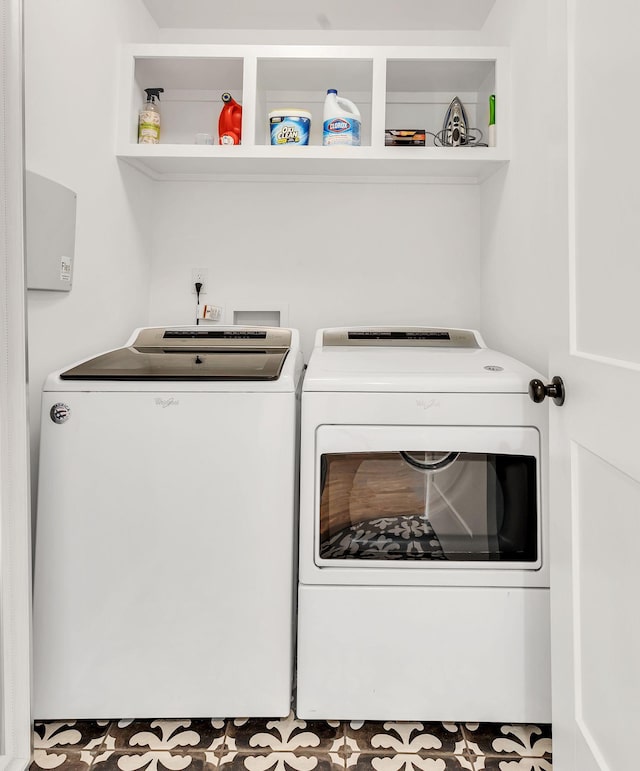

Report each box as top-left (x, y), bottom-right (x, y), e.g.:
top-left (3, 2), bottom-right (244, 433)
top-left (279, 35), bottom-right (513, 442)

top-left (442, 96), bottom-right (469, 146)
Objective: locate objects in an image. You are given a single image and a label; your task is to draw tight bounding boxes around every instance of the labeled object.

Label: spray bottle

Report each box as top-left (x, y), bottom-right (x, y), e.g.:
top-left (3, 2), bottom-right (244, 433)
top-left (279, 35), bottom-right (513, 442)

top-left (138, 88), bottom-right (164, 144)
top-left (488, 94), bottom-right (496, 147)
top-left (218, 92), bottom-right (242, 145)
top-left (322, 89), bottom-right (361, 146)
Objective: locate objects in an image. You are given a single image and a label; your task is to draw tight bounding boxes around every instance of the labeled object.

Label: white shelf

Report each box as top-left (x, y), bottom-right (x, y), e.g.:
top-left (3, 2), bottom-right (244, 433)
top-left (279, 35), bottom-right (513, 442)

top-left (117, 144), bottom-right (508, 182)
top-left (117, 44), bottom-right (510, 182)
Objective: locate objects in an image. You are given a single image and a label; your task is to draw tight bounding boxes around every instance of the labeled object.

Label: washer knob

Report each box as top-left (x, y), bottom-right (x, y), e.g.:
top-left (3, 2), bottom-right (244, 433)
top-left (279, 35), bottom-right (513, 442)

top-left (528, 376), bottom-right (565, 406)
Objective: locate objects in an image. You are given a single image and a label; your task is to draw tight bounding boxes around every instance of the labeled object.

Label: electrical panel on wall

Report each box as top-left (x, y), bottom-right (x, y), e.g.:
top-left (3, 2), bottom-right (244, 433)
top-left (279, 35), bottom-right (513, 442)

top-left (26, 171), bottom-right (77, 291)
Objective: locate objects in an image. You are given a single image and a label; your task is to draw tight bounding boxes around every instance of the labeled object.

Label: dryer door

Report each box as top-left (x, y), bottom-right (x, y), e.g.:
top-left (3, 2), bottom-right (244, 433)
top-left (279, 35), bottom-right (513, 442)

top-left (315, 425), bottom-right (541, 570)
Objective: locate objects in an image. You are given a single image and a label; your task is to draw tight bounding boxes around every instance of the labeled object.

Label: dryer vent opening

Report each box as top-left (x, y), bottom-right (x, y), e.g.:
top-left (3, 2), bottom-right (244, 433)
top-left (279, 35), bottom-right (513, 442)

top-left (234, 310), bottom-right (280, 327)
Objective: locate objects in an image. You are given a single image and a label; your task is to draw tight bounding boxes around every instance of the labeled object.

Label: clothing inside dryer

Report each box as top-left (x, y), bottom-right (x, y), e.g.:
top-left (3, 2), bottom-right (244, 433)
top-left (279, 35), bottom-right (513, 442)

top-left (318, 451), bottom-right (537, 562)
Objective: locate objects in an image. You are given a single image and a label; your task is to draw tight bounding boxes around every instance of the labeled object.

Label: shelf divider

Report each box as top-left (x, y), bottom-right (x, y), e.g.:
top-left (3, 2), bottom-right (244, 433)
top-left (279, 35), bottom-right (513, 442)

top-left (241, 55), bottom-right (258, 148)
top-left (370, 55), bottom-right (387, 151)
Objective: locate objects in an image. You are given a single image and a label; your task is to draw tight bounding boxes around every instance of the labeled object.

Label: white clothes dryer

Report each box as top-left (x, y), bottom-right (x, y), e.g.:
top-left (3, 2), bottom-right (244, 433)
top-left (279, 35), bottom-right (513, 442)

top-left (33, 326), bottom-right (303, 719)
top-left (296, 327), bottom-right (550, 722)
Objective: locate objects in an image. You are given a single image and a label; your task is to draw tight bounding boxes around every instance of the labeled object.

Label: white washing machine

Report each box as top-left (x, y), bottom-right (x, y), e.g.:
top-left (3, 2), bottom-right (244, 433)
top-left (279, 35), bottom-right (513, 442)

top-left (33, 325), bottom-right (303, 719)
top-left (296, 327), bottom-right (551, 723)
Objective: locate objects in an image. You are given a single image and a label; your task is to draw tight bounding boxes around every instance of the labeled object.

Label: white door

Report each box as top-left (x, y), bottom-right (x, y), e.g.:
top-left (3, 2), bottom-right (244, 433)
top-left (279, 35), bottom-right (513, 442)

top-left (548, 1), bottom-right (640, 768)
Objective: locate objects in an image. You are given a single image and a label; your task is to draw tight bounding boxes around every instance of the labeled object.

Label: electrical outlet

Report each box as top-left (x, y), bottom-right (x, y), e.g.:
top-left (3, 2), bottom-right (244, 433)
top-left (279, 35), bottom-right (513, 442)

top-left (191, 268), bottom-right (208, 294)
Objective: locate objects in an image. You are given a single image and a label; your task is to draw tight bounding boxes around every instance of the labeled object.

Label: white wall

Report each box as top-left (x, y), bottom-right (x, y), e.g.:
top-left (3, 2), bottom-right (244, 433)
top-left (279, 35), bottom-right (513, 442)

top-left (477, 1), bottom-right (553, 374)
top-left (157, 28), bottom-right (487, 45)
top-left (143, 27), bottom-right (489, 359)
top-left (148, 180), bottom-right (482, 357)
top-left (25, 0), bottom-right (158, 506)
top-left (146, 16), bottom-right (554, 370)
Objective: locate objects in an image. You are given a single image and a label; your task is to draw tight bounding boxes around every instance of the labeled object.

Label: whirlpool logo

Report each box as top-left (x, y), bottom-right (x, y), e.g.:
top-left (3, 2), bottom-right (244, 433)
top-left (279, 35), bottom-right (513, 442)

top-left (416, 398), bottom-right (439, 411)
top-left (155, 397), bottom-right (179, 408)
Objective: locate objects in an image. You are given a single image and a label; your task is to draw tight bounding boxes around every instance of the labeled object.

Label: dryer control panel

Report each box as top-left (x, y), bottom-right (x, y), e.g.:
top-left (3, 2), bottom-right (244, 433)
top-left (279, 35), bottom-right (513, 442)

top-left (322, 327), bottom-right (481, 348)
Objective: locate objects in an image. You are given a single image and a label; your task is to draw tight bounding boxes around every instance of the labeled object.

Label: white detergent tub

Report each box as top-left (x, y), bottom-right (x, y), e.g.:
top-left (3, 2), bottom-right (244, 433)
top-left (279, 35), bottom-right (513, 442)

top-left (269, 109), bottom-right (312, 145)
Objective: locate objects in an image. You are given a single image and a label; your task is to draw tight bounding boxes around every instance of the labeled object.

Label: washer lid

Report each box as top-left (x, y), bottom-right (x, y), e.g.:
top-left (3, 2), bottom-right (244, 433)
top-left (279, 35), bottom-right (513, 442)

top-left (60, 327), bottom-right (292, 381)
top-left (304, 327), bottom-right (540, 393)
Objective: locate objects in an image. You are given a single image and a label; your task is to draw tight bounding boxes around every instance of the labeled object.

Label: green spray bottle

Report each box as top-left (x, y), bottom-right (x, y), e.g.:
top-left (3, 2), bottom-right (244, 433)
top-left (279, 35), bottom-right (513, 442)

top-left (488, 94), bottom-right (496, 147)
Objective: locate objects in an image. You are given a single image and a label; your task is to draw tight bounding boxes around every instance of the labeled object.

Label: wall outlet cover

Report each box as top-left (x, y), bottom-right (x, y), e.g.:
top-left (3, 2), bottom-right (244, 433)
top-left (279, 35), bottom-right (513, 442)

top-left (191, 268), bottom-right (208, 294)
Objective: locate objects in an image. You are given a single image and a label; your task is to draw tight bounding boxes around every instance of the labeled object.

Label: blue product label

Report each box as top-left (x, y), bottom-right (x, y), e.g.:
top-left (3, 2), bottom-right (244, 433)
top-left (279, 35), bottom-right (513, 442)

top-left (270, 116), bottom-right (310, 145)
top-left (323, 117), bottom-right (361, 145)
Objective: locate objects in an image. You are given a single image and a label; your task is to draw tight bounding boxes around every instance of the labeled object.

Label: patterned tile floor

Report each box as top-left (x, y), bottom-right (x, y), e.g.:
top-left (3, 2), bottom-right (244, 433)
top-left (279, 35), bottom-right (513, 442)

top-left (32, 714), bottom-right (552, 771)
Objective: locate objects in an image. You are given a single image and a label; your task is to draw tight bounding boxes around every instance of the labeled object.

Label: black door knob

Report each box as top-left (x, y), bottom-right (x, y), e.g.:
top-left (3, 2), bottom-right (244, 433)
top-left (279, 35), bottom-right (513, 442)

top-left (528, 376), bottom-right (565, 406)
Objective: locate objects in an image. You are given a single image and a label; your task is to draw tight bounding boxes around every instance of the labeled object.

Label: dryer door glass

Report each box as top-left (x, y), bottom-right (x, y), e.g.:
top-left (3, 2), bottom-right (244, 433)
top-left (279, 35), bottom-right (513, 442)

top-left (318, 451), bottom-right (537, 563)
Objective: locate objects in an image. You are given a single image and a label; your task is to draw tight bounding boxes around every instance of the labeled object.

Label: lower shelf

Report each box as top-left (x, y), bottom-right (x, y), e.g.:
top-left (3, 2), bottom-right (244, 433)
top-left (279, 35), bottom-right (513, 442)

top-left (116, 144), bottom-right (509, 182)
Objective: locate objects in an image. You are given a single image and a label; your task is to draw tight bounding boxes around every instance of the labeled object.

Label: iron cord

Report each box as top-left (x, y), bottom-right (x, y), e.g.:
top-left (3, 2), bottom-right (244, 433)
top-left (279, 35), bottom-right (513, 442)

top-left (427, 128), bottom-right (488, 147)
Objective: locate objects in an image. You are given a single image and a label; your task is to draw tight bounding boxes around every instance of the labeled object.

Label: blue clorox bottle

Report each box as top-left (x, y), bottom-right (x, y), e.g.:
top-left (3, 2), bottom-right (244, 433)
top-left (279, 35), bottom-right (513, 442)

top-left (322, 88), bottom-right (361, 146)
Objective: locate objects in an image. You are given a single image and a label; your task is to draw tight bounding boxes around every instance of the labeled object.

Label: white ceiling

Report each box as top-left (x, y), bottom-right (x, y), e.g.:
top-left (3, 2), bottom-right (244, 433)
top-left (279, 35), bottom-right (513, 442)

top-left (142, 0), bottom-right (496, 31)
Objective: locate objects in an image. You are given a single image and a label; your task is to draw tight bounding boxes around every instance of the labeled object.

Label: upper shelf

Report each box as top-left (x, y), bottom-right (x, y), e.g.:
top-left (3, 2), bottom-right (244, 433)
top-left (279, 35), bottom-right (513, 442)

top-left (116, 44), bottom-right (510, 182)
